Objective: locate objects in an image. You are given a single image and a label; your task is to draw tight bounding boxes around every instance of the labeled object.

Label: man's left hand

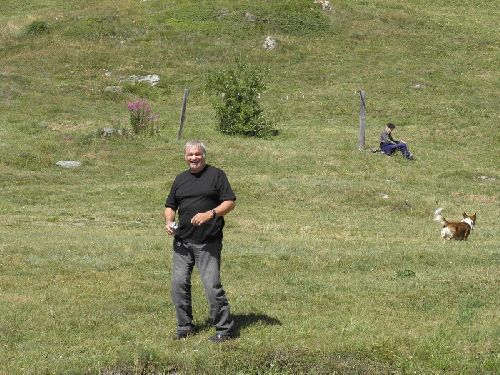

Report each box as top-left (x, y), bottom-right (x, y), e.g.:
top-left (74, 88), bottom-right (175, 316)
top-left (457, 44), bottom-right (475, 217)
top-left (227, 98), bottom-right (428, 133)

top-left (191, 211), bottom-right (213, 226)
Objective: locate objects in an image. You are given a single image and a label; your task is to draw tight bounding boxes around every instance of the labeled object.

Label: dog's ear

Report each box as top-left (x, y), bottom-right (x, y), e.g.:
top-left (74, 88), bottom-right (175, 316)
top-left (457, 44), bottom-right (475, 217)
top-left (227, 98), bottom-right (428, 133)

top-left (462, 212), bottom-right (468, 218)
top-left (472, 213), bottom-right (477, 221)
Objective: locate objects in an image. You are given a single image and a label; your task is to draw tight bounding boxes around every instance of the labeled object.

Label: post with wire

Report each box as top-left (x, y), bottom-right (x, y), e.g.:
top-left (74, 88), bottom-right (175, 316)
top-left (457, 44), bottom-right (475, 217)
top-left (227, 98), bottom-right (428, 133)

top-left (177, 88), bottom-right (189, 140)
top-left (358, 90), bottom-right (366, 151)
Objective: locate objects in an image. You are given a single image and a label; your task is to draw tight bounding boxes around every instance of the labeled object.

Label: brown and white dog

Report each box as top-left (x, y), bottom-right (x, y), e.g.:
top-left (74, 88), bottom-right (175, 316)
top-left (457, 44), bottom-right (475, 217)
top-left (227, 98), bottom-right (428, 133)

top-left (434, 208), bottom-right (476, 240)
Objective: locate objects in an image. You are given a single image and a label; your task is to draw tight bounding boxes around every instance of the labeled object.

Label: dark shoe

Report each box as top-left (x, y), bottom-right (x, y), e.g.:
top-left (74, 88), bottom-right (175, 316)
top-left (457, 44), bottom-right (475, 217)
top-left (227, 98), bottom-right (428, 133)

top-left (174, 328), bottom-right (195, 340)
top-left (209, 333), bottom-right (234, 343)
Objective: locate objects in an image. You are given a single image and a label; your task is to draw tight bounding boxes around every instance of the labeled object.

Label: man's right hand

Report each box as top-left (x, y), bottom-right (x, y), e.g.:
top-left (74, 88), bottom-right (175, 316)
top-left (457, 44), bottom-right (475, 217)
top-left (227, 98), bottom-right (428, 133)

top-left (165, 221), bottom-right (175, 236)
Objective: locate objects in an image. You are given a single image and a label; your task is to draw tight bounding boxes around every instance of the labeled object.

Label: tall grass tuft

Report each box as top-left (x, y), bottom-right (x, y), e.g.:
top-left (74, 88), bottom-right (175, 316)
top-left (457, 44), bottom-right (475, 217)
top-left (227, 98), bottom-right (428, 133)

top-left (127, 99), bottom-right (159, 135)
top-left (25, 20), bottom-right (49, 36)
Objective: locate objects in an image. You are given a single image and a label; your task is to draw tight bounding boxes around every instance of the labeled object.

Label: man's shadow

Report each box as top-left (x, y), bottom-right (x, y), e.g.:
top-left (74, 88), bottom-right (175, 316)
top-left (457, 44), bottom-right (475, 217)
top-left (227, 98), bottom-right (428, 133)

top-left (200, 313), bottom-right (281, 337)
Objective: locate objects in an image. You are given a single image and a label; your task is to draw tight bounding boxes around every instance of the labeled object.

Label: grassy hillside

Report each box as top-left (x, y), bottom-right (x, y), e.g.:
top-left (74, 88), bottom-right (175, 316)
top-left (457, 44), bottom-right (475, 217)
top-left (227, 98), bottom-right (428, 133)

top-left (1, 0), bottom-right (498, 374)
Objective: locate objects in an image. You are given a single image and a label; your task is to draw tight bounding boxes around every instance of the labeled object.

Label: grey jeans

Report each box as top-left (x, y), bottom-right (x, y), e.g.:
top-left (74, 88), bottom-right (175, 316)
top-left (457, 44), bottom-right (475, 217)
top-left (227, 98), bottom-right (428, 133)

top-left (171, 239), bottom-right (234, 336)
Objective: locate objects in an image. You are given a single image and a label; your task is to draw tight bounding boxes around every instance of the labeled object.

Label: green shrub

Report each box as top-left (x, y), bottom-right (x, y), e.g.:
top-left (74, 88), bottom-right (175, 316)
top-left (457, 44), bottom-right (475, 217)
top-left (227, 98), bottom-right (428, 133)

top-left (26, 20), bottom-right (49, 36)
top-left (122, 82), bottom-right (161, 100)
top-left (253, 7), bottom-right (332, 36)
top-left (64, 16), bottom-right (122, 40)
top-left (206, 61), bottom-right (275, 137)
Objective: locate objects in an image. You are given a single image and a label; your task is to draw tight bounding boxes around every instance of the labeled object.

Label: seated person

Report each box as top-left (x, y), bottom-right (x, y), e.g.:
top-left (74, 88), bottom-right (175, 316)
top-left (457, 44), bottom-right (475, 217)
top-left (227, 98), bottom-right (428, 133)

top-left (380, 123), bottom-right (414, 160)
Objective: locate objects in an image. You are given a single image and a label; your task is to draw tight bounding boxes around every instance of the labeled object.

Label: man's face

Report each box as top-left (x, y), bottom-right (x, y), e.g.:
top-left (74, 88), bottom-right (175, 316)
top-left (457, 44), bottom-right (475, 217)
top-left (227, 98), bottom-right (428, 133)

top-left (184, 145), bottom-right (206, 173)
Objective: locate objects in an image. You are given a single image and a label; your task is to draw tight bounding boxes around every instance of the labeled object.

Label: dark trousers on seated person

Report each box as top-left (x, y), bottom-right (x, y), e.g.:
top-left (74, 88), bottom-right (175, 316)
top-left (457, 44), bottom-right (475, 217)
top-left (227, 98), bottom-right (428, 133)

top-left (171, 238), bottom-right (234, 336)
top-left (381, 142), bottom-right (412, 159)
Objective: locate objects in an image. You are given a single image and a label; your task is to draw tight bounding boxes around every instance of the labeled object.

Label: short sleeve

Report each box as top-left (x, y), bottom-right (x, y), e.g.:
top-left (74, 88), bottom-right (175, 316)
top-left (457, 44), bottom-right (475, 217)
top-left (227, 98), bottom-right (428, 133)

top-left (217, 170), bottom-right (236, 202)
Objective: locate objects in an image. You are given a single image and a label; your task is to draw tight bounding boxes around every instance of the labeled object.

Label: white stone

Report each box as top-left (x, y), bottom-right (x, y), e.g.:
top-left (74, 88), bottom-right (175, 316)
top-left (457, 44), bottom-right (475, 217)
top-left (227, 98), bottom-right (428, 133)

top-left (56, 161), bottom-right (81, 168)
top-left (135, 74), bottom-right (160, 86)
top-left (263, 36), bottom-right (277, 50)
top-left (122, 74), bottom-right (160, 86)
top-left (314, 0), bottom-right (332, 11)
top-left (104, 86), bottom-right (123, 93)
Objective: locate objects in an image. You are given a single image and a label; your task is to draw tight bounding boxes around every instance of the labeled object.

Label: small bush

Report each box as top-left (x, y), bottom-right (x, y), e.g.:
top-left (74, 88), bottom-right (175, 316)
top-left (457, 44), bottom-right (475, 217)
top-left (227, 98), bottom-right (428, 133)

top-left (254, 7), bottom-right (332, 36)
top-left (26, 21), bottom-right (49, 36)
top-left (126, 99), bottom-right (159, 135)
top-left (123, 82), bottom-right (161, 100)
top-left (206, 61), bottom-right (275, 137)
top-left (64, 16), bottom-right (122, 40)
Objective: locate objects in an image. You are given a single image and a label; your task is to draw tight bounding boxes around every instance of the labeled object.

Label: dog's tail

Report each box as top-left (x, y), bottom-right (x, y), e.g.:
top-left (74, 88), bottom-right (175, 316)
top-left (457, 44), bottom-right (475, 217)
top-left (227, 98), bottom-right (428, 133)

top-left (434, 208), bottom-right (446, 225)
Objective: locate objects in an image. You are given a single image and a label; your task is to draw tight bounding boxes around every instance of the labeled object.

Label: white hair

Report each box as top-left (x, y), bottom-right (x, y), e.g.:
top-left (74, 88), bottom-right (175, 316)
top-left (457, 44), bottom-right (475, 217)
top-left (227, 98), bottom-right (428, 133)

top-left (184, 140), bottom-right (207, 156)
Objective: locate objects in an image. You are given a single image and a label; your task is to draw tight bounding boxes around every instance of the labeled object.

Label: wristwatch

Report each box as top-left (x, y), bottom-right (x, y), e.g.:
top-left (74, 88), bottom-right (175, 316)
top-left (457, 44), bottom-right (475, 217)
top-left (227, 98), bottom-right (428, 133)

top-left (211, 209), bottom-right (216, 218)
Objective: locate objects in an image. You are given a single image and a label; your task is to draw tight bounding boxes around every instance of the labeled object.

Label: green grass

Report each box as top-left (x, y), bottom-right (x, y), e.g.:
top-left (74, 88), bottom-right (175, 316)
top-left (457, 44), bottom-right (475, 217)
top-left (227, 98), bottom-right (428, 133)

top-left (1, 0), bottom-right (499, 374)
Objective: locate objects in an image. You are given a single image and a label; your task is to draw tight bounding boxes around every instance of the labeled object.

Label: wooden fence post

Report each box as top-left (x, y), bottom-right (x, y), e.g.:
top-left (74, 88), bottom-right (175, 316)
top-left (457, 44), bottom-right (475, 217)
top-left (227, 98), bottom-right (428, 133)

top-left (177, 88), bottom-right (189, 141)
top-left (358, 90), bottom-right (366, 151)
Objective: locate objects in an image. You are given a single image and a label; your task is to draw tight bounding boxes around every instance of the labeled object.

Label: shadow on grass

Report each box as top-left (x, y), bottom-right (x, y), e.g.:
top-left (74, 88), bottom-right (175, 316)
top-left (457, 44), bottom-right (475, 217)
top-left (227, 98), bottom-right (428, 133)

top-left (233, 313), bottom-right (282, 336)
top-left (200, 312), bottom-right (282, 337)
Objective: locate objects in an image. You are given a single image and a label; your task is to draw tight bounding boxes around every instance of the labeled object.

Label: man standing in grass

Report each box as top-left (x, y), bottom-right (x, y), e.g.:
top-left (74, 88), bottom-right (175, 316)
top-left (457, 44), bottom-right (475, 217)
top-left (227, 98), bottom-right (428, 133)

top-left (380, 122), bottom-right (415, 160)
top-left (164, 140), bottom-right (236, 343)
